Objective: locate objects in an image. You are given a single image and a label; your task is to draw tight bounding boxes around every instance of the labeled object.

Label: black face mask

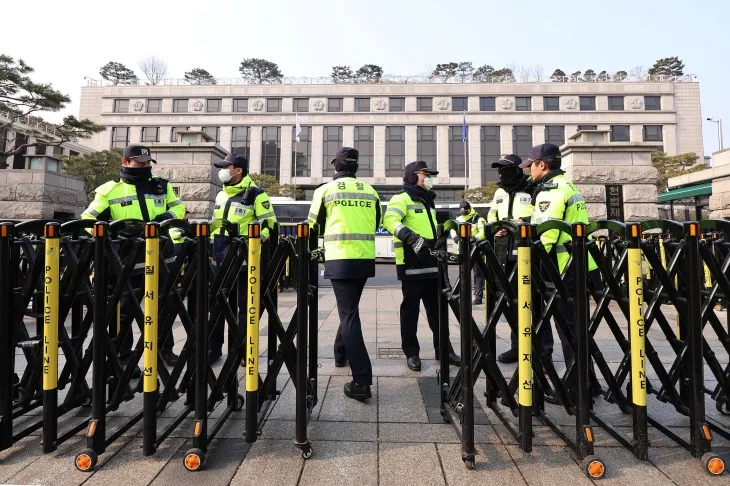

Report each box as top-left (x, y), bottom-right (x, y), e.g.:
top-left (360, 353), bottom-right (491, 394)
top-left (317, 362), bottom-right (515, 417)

top-left (498, 166), bottom-right (523, 185)
top-left (120, 166), bottom-right (152, 183)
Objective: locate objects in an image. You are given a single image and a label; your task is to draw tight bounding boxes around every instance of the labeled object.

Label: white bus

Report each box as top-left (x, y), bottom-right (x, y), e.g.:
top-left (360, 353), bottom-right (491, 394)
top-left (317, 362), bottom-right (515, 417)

top-left (269, 199), bottom-right (491, 260)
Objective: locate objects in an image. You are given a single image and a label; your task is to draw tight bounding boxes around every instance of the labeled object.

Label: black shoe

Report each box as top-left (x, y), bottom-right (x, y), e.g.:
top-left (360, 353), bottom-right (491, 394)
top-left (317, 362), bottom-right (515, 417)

top-left (208, 349), bottom-right (223, 363)
top-left (448, 352), bottom-right (462, 367)
top-left (344, 381), bottom-right (372, 401)
top-left (335, 358), bottom-right (348, 368)
top-left (498, 349), bottom-right (518, 364)
top-left (407, 356), bottom-right (422, 372)
top-left (543, 391), bottom-right (562, 405)
top-left (473, 299), bottom-right (483, 305)
top-left (162, 351), bottom-right (179, 367)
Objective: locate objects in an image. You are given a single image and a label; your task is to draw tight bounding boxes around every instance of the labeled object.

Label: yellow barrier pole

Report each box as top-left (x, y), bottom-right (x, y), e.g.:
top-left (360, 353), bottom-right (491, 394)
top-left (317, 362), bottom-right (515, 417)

top-left (142, 222), bottom-right (159, 456)
top-left (42, 222), bottom-right (60, 453)
top-left (245, 223), bottom-right (261, 443)
top-left (627, 223), bottom-right (648, 460)
top-left (517, 223), bottom-right (532, 452)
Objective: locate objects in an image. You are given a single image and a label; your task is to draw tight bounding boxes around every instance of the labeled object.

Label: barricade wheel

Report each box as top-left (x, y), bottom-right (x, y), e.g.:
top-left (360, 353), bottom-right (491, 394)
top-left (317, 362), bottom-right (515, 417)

top-left (702, 453), bottom-right (725, 476)
top-left (234, 394), bottom-right (244, 411)
top-left (184, 448), bottom-right (205, 472)
top-left (462, 454), bottom-right (475, 470)
top-left (582, 456), bottom-right (606, 479)
top-left (716, 401), bottom-right (730, 416)
top-left (301, 445), bottom-right (313, 459)
top-left (75, 449), bottom-right (98, 472)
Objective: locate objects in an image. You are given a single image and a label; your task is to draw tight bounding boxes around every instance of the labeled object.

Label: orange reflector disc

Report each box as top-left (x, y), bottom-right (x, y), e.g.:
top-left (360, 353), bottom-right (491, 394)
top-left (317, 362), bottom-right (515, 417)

top-left (76, 454), bottom-right (92, 471)
top-left (587, 460), bottom-right (605, 478)
top-left (185, 454), bottom-right (201, 470)
top-left (708, 457), bottom-right (725, 475)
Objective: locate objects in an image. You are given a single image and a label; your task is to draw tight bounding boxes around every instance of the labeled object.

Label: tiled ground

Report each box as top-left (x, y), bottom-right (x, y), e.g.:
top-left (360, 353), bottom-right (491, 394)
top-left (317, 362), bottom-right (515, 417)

top-left (3, 282), bottom-right (730, 485)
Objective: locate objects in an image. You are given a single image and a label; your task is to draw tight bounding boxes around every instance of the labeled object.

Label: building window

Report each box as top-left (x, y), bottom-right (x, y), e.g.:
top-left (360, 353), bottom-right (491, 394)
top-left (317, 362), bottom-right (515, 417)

top-left (610, 125), bottom-right (630, 142)
top-left (113, 99), bottom-right (129, 113)
top-left (328, 98), bottom-right (343, 112)
top-left (579, 96), bottom-right (596, 111)
top-left (69, 150), bottom-right (80, 158)
top-left (146, 99), bottom-right (162, 113)
top-left (644, 96), bottom-right (661, 111)
top-left (141, 127), bottom-right (160, 143)
top-left (452, 97), bottom-right (468, 112)
top-left (173, 99), bottom-right (188, 113)
top-left (111, 127), bottom-right (129, 148)
top-left (261, 126), bottom-right (281, 178)
top-left (643, 125), bottom-right (663, 142)
top-left (206, 99), bottom-right (221, 113)
top-left (578, 125), bottom-right (598, 131)
top-left (544, 125), bottom-right (565, 146)
top-left (608, 96), bottom-right (624, 111)
top-left (385, 126), bottom-right (405, 177)
top-left (35, 143), bottom-right (47, 156)
top-left (170, 126), bottom-right (189, 142)
top-left (323, 126), bottom-right (343, 177)
top-left (448, 126), bottom-right (468, 177)
top-left (233, 98), bottom-right (248, 112)
top-left (355, 98), bottom-right (370, 112)
top-left (52, 145), bottom-right (64, 156)
top-left (479, 97), bottom-right (495, 112)
top-left (354, 126), bottom-right (374, 177)
top-left (543, 96), bottom-right (560, 111)
top-left (417, 126), bottom-right (437, 166)
top-left (515, 97), bottom-right (531, 111)
top-left (266, 98), bottom-right (282, 112)
top-left (293, 98), bottom-right (309, 113)
top-left (203, 126), bottom-right (220, 143)
top-left (480, 126), bottom-right (500, 185)
top-left (232, 127), bottom-right (251, 157)
top-left (512, 126), bottom-right (533, 161)
top-left (417, 97), bottom-right (433, 112)
top-left (292, 125), bottom-right (311, 177)
top-left (389, 97), bottom-right (405, 112)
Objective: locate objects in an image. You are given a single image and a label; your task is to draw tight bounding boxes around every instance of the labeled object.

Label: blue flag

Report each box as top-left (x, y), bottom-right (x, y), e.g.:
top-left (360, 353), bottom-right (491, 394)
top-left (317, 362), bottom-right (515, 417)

top-left (462, 112), bottom-right (467, 142)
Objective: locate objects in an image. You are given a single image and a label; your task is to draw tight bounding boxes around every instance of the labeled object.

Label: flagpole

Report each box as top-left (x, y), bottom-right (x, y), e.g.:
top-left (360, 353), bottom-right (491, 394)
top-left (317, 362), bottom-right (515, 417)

top-left (293, 112), bottom-right (298, 197)
top-left (463, 110), bottom-right (468, 195)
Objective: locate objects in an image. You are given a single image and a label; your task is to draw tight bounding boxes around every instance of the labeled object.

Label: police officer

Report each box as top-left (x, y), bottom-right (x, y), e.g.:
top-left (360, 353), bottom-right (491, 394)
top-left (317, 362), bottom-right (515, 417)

top-left (519, 144), bottom-right (603, 400)
top-left (308, 147), bottom-right (380, 401)
top-left (81, 143), bottom-right (185, 374)
top-left (383, 161), bottom-right (461, 372)
top-left (209, 153), bottom-right (277, 362)
top-left (487, 154), bottom-right (533, 363)
top-left (454, 201), bottom-right (486, 304)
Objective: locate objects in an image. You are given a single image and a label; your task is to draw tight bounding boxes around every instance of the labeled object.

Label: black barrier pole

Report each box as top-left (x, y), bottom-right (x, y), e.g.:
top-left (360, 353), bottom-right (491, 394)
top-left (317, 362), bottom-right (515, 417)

top-left (294, 223), bottom-right (312, 457)
top-left (685, 222), bottom-right (712, 458)
top-left (308, 224), bottom-right (319, 402)
top-left (142, 223), bottom-right (160, 456)
top-left (458, 222), bottom-right (475, 468)
top-left (245, 223), bottom-right (261, 444)
top-left (0, 223), bottom-right (12, 450)
top-left (42, 222), bottom-right (61, 453)
top-left (517, 223), bottom-right (533, 453)
top-left (438, 225), bottom-right (450, 421)
top-left (627, 223), bottom-right (648, 460)
top-left (267, 225), bottom-right (278, 399)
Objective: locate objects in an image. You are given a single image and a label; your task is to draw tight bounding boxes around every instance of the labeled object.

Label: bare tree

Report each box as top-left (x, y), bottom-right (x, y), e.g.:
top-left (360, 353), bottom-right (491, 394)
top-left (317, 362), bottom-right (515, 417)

top-left (139, 56), bottom-right (168, 85)
top-left (516, 65), bottom-right (533, 82)
top-left (629, 66), bottom-right (646, 79)
top-left (533, 64), bottom-right (544, 82)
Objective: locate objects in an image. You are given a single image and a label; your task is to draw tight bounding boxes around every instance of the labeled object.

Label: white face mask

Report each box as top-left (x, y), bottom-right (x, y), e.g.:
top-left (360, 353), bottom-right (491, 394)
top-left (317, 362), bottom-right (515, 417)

top-left (218, 168), bottom-right (232, 184)
top-left (423, 177), bottom-right (434, 190)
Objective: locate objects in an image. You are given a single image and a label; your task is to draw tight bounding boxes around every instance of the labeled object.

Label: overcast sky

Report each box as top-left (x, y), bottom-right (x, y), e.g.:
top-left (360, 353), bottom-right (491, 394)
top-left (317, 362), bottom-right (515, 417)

top-left (3, 0), bottom-right (727, 156)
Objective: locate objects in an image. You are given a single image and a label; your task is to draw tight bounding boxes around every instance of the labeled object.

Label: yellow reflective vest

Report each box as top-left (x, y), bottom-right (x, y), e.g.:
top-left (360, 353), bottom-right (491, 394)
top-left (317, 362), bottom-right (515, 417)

top-left (308, 174), bottom-right (381, 279)
top-left (454, 209), bottom-right (487, 241)
top-left (81, 177), bottom-right (185, 223)
top-left (382, 189), bottom-right (439, 281)
top-left (211, 175), bottom-right (276, 240)
top-left (487, 179), bottom-right (533, 224)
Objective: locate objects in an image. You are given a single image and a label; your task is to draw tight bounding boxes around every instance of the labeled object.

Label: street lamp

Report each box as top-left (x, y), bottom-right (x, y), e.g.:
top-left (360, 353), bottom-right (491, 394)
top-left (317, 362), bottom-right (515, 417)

top-left (707, 117), bottom-right (724, 152)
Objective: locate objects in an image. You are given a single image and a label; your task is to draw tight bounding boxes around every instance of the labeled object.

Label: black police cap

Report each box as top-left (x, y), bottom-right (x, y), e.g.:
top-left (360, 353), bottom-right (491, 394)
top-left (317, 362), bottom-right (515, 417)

top-left (214, 153), bottom-right (249, 170)
top-left (123, 144), bottom-right (156, 163)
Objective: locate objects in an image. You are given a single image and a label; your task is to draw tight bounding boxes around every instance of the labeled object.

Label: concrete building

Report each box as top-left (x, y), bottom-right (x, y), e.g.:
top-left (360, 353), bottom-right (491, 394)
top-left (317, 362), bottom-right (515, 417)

top-left (78, 75), bottom-right (703, 202)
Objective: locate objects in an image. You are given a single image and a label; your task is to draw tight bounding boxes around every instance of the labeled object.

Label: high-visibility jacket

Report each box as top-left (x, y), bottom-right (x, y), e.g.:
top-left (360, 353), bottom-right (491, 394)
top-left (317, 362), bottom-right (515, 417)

top-left (531, 171), bottom-right (597, 273)
top-left (487, 179), bottom-right (533, 224)
top-left (454, 209), bottom-right (487, 241)
top-left (81, 177), bottom-right (184, 223)
top-left (382, 189), bottom-right (439, 281)
top-left (308, 173), bottom-right (381, 279)
top-left (211, 175), bottom-right (276, 241)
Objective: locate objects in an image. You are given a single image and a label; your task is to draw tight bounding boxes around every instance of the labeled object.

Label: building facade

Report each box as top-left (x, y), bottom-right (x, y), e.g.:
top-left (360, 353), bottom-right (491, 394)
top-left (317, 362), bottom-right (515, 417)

top-left (78, 79), bottom-right (703, 201)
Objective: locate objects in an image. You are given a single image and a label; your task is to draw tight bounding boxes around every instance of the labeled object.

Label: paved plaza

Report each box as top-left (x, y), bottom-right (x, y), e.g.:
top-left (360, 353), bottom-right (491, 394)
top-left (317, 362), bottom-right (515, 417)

top-left (2, 269), bottom-right (730, 485)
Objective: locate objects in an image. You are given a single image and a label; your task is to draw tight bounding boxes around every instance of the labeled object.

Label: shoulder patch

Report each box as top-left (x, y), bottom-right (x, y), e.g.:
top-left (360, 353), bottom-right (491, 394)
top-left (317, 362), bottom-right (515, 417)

top-left (538, 201), bottom-right (551, 212)
top-left (262, 200), bottom-right (270, 209)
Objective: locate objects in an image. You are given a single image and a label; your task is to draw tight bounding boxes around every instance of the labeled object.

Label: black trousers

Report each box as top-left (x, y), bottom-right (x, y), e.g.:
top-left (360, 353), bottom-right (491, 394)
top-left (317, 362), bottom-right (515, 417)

top-left (473, 263), bottom-right (484, 302)
top-left (119, 275), bottom-right (175, 363)
top-left (400, 279), bottom-right (454, 359)
top-left (331, 278), bottom-right (372, 386)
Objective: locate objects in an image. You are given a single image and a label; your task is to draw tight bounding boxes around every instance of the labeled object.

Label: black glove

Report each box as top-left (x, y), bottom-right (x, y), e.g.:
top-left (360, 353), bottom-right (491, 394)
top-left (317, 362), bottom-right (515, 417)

top-left (406, 233), bottom-right (431, 258)
top-left (470, 236), bottom-right (478, 245)
top-left (454, 235), bottom-right (461, 244)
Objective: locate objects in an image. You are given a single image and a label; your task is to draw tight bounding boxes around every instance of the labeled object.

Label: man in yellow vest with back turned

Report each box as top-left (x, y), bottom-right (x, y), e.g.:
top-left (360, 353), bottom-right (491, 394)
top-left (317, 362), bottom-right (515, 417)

top-left (81, 143), bottom-right (185, 374)
top-left (309, 147), bottom-right (380, 401)
top-left (383, 161), bottom-right (460, 372)
top-left (209, 153), bottom-right (277, 362)
top-left (454, 201), bottom-right (486, 304)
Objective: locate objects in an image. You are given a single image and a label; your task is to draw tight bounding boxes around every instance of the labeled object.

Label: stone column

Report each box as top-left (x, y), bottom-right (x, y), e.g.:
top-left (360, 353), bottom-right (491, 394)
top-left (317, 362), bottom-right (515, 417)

top-left (219, 126), bottom-right (232, 153)
top-left (663, 125), bottom-right (677, 155)
top-left (374, 125), bottom-right (386, 178)
top-left (500, 125), bottom-right (512, 155)
top-left (406, 125), bottom-right (417, 162)
top-left (311, 126), bottom-right (324, 181)
top-left (630, 125), bottom-right (643, 143)
top-left (280, 125), bottom-right (293, 183)
top-left (249, 126), bottom-right (262, 173)
top-left (532, 125), bottom-right (545, 146)
top-left (468, 125), bottom-right (481, 187)
top-left (437, 125), bottom-right (450, 178)
top-left (343, 125), bottom-right (354, 148)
